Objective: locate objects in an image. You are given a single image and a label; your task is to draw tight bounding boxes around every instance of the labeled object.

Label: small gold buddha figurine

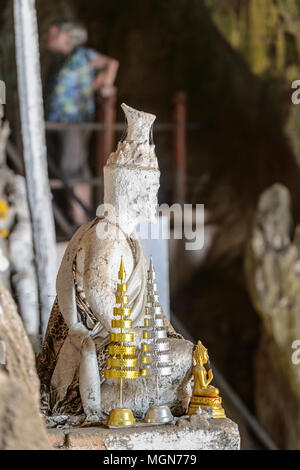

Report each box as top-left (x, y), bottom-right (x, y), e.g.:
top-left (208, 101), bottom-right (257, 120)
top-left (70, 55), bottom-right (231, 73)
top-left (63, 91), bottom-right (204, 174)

top-left (188, 340), bottom-right (226, 418)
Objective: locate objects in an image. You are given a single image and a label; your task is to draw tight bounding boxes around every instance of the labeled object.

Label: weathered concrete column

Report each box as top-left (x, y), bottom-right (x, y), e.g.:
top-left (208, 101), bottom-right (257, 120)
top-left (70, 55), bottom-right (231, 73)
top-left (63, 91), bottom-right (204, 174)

top-left (13, 0), bottom-right (57, 335)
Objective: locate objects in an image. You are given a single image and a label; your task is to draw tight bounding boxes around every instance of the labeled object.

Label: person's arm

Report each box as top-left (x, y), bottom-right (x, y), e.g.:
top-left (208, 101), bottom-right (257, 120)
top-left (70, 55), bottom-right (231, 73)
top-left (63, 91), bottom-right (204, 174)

top-left (90, 53), bottom-right (119, 97)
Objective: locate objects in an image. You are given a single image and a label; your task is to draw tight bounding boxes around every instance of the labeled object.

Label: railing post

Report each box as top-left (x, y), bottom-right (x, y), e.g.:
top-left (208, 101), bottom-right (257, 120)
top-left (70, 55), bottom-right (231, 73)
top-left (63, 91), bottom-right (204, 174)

top-left (173, 92), bottom-right (187, 204)
top-left (96, 93), bottom-right (117, 202)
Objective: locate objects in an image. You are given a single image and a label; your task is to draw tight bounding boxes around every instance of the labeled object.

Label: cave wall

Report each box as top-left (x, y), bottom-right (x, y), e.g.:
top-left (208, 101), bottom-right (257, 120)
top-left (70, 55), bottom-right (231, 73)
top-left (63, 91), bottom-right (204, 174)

top-left (1, 0), bottom-right (300, 437)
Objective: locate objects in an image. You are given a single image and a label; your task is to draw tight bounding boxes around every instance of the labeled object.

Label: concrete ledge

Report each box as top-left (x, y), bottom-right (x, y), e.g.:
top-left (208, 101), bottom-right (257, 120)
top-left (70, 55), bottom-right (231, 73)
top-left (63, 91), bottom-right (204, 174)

top-left (47, 415), bottom-right (240, 450)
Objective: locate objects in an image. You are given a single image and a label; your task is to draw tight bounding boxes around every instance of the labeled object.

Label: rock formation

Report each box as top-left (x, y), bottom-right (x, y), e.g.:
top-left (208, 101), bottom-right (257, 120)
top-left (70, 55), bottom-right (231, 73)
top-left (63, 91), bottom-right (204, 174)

top-left (0, 106), bottom-right (39, 349)
top-left (245, 183), bottom-right (300, 449)
top-left (0, 283), bottom-right (50, 450)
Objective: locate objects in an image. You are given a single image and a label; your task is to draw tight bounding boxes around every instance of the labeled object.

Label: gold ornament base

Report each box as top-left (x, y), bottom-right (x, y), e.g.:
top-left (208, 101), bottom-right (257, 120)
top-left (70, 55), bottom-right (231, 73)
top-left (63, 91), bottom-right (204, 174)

top-left (144, 404), bottom-right (173, 424)
top-left (107, 408), bottom-right (136, 427)
top-left (188, 395), bottom-right (226, 419)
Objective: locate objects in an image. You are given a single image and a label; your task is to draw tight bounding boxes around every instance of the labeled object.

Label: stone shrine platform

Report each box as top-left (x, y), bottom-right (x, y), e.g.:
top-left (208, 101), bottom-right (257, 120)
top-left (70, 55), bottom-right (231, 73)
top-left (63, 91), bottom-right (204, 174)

top-left (47, 414), bottom-right (240, 450)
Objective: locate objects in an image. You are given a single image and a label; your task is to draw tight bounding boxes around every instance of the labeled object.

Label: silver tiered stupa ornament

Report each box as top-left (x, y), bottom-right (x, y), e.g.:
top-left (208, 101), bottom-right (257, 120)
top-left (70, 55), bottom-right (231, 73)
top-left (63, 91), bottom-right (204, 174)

top-left (140, 257), bottom-right (173, 424)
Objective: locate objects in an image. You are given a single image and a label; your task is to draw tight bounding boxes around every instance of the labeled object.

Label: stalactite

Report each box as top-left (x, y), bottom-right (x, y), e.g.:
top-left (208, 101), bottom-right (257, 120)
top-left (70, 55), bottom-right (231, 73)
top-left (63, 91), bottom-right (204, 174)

top-left (205, 0), bottom-right (300, 80)
top-left (205, 0), bottom-right (300, 165)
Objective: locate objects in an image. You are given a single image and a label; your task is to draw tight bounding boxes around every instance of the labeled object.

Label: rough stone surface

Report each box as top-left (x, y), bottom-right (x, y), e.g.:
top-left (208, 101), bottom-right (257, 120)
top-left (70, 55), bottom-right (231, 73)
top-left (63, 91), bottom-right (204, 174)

top-left (0, 372), bottom-right (50, 450)
top-left (0, 283), bottom-right (50, 449)
top-left (47, 429), bottom-right (67, 449)
top-left (245, 183), bottom-right (300, 449)
top-left (48, 415), bottom-right (240, 450)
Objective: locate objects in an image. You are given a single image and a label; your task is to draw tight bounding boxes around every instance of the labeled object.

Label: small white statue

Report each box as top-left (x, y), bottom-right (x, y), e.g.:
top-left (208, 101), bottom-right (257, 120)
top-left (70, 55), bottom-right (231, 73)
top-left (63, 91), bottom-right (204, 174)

top-left (37, 104), bottom-right (193, 423)
top-left (0, 106), bottom-right (39, 349)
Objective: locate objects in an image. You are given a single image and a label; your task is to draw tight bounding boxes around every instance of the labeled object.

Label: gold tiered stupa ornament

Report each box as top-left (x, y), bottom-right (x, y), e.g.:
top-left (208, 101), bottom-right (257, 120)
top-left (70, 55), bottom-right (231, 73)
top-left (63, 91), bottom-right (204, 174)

top-left (140, 257), bottom-right (173, 424)
top-left (188, 340), bottom-right (226, 419)
top-left (104, 257), bottom-right (139, 426)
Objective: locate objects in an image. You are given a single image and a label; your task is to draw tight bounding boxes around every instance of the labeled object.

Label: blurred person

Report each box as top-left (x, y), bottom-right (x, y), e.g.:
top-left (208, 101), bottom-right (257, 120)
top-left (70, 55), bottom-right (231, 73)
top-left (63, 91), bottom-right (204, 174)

top-left (45, 20), bottom-right (119, 226)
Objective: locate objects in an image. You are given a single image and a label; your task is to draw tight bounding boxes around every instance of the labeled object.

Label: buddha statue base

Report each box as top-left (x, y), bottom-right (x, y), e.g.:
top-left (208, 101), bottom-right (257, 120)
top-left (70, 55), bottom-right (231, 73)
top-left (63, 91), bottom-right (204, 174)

top-left (144, 404), bottom-right (174, 424)
top-left (107, 408), bottom-right (136, 427)
top-left (188, 395), bottom-right (226, 419)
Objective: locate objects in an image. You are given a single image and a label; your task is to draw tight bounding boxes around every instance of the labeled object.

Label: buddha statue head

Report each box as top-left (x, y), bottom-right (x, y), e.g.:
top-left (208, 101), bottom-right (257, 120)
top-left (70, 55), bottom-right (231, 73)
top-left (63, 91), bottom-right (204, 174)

top-left (194, 340), bottom-right (209, 366)
top-left (103, 104), bottom-right (160, 233)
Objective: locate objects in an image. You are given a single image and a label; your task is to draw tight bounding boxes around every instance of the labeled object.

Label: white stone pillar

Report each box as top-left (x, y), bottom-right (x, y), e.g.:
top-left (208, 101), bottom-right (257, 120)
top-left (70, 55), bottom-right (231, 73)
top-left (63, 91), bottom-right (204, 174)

top-left (13, 0), bottom-right (57, 335)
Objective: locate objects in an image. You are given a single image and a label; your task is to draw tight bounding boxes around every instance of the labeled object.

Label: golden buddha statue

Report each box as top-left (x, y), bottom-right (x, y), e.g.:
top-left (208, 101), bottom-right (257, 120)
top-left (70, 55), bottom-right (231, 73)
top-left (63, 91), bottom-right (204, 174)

top-left (188, 340), bottom-right (226, 418)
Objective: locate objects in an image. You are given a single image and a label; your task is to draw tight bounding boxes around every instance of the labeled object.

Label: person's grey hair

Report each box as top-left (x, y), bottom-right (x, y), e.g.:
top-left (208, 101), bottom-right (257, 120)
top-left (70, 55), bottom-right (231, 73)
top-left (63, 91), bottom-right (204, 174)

top-left (58, 20), bottom-right (88, 48)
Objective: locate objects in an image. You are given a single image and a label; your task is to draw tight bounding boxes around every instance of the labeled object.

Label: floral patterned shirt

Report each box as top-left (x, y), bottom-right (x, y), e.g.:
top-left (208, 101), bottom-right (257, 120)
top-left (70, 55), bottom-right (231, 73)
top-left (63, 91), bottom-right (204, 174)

top-left (46, 46), bottom-right (99, 122)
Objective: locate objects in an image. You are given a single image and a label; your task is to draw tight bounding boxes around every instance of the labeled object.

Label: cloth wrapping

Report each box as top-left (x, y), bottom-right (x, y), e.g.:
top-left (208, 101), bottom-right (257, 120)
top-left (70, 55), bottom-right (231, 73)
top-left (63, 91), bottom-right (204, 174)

top-left (50, 226), bottom-right (147, 421)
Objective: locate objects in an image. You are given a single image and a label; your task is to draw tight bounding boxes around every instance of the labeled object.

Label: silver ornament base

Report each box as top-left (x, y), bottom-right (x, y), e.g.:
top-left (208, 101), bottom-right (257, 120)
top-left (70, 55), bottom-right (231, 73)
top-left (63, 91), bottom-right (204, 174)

top-left (144, 404), bottom-right (173, 424)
